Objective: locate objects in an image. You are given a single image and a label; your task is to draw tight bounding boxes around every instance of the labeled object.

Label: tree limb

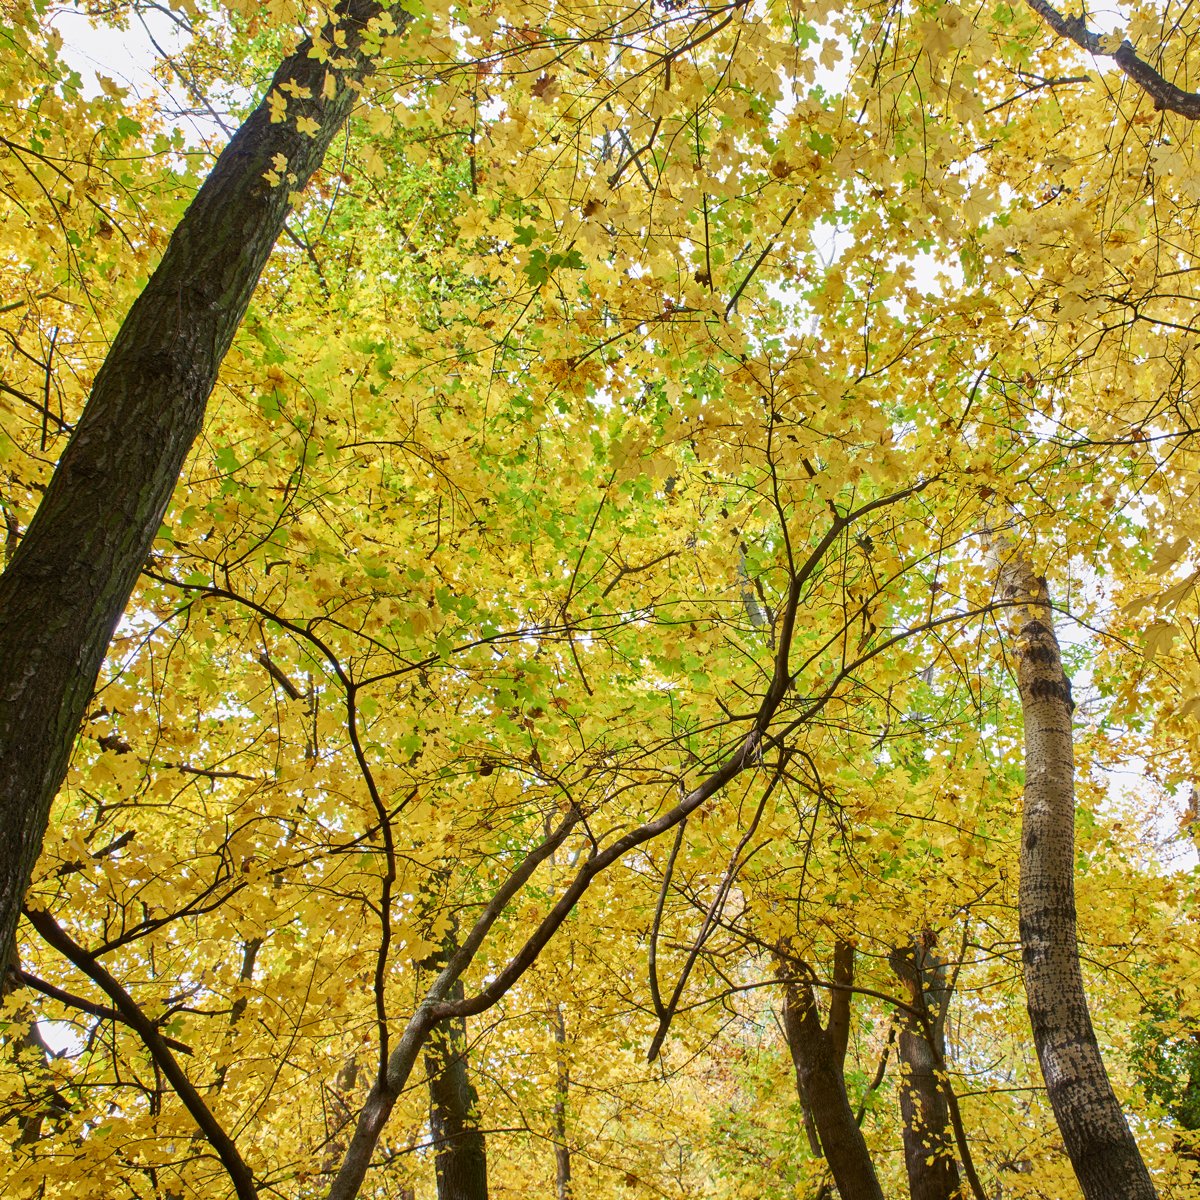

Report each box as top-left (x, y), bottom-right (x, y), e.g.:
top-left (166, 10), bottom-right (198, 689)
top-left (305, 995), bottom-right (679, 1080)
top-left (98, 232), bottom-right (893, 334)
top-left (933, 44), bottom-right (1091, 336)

top-left (1024, 0), bottom-right (1200, 118)
top-left (24, 908), bottom-right (255, 1200)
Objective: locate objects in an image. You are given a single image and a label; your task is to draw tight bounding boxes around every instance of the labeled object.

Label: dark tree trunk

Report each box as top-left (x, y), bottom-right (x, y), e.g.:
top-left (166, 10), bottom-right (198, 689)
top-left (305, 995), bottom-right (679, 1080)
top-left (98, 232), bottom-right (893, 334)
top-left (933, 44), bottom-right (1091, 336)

top-left (0, 0), bottom-right (406, 962)
top-left (997, 552), bottom-right (1158, 1200)
top-left (552, 1005), bottom-right (571, 1200)
top-left (780, 941), bottom-right (884, 1200)
top-left (888, 937), bottom-right (961, 1200)
top-left (425, 978), bottom-right (488, 1200)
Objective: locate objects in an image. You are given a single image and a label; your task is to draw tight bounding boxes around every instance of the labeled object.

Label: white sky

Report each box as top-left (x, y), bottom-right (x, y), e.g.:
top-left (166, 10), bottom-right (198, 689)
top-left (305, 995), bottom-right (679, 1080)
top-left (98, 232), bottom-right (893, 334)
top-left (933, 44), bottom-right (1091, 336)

top-left (51, 4), bottom-right (229, 144)
top-left (52, 6), bottom-right (180, 98)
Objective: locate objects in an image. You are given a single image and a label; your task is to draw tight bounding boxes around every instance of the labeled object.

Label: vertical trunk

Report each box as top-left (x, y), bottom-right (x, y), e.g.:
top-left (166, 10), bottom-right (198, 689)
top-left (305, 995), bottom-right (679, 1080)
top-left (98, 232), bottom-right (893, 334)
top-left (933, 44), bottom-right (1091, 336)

top-left (780, 942), bottom-right (884, 1200)
top-left (888, 937), bottom-right (961, 1200)
top-left (997, 553), bottom-right (1158, 1200)
top-left (0, 0), bottom-right (404, 963)
top-left (424, 977), bottom-right (488, 1200)
top-left (552, 1005), bottom-right (571, 1200)
top-left (895, 1023), bottom-right (958, 1200)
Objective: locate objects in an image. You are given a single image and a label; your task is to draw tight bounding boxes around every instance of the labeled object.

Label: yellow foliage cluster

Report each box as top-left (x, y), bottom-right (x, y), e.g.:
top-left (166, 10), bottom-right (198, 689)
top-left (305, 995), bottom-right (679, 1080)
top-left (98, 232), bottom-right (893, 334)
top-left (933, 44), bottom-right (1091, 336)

top-left (2, 0), bottom-right (1200, 1197)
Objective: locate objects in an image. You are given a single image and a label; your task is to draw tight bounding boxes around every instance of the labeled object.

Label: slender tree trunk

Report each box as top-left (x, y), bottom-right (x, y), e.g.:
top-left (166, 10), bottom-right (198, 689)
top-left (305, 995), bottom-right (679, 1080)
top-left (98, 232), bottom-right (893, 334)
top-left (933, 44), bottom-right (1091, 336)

top-left (780, 941), bottom-right (884, 1200)
top-left (417, 903), bottom-right (488, 1200)
top-left (214, 937), bottom-right (261, 1094)
top-left (424, 978), bottom-right (488, 1200)
top-left (888, 936), bottom-right (961, 1200)
top-left (552, 1005), bottom-right (571, 1200)
top-left (0, 0), bottom-right (406, 962)
top-left (996, 552), bottom-right (1158, 1200)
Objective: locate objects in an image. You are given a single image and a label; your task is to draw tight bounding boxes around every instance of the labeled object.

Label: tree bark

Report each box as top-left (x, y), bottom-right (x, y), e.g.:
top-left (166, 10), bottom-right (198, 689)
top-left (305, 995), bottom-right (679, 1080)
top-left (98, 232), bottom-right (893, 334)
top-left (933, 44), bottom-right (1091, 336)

top-left (0, 0), bottom-right (406, 962)
top-left (780, 941), bottom-right (884, 1200)
top-left (552, 1005), bottom-right (571, 1200)
top-left (888, 936), bottom-right (961, 1200)
top-left (1024, 0), bottom-right (1200, 120)
top-left (996, 552), bottom-right (1158, 1200)
top-left (425, 978), bottom-right (489, 1200)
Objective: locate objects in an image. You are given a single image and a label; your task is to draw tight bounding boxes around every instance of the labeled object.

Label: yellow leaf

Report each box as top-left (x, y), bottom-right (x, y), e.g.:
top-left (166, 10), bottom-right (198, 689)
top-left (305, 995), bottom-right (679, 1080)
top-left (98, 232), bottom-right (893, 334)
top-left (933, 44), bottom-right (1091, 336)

top-left (1151, 537), bottom-right (1190, 574)
top-left (1142, 620), bottom-right (1178, 661)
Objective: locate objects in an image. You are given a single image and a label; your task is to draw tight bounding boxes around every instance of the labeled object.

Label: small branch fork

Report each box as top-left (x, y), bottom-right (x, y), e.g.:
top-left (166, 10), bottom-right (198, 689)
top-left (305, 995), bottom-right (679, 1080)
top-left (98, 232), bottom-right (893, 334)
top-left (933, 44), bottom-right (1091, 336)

top-left (645, 756), bottom-right (789, 1061)
top-left (1024, 0), bottom-right (1200, 119)
top-left (326, 486), bottom-right (937, 1199)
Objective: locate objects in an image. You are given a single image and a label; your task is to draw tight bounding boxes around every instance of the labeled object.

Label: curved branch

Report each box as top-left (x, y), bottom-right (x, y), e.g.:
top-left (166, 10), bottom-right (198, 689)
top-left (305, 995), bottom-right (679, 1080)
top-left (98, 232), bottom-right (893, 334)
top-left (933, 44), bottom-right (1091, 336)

top-left (646, 758), bottom-right (787, 1061)
top-left (0, 0), bottom-right (406, 966)
top-left (1025, 0), bottom-right (1200, 118)
top-left (8, 966), bottom-right (193, 1055)
top-left (25, 908), bottom-right (255, 1200)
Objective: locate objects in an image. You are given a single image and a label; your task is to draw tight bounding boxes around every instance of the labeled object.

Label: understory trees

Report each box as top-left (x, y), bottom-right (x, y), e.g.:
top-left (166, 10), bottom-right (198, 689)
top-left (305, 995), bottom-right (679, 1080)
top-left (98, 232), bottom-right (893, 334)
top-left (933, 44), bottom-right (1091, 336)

top-left (2, 0), bottom-right (1200, 1197)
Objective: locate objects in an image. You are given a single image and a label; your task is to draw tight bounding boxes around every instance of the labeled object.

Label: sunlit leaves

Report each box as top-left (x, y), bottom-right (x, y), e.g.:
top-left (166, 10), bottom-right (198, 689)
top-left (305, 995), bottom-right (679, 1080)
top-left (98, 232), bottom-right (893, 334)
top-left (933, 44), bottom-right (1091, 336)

top-left (3, 0), bottom-right (1200, 1194)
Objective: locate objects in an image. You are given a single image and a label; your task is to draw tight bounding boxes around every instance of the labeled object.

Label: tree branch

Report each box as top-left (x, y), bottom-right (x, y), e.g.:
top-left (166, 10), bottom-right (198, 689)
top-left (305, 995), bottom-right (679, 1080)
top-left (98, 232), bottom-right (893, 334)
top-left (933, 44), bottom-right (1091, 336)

top-left (24, 908), bottom-right (255, 1200)
top-left (8, 966), bottom-right (194, 1055)
top-left (1025, 0), bottom-right (1200, 118)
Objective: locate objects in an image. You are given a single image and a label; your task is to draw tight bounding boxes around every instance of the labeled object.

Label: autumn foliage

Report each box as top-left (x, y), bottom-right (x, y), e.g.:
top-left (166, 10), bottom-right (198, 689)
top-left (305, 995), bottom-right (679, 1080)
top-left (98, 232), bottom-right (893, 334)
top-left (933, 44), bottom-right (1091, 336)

top-left (1, 1), bottom-right (1200, 1198)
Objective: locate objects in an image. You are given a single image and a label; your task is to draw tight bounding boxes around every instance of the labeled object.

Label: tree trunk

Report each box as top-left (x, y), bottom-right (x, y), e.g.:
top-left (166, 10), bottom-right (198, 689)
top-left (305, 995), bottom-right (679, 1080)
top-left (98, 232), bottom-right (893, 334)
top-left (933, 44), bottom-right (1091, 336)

top-left (0, 0), bottom-right (406, 962)
top-left (996, 552), bottom-right (1158, 1200)
top-left (552, 1005), bottom-right (571, 1200)
top-left (780, 941), bottom-right (884, 1200)
top-left (888, 937), bottom-right (961, 1200)
top-left (425, 977), bottom-right (488, 1200)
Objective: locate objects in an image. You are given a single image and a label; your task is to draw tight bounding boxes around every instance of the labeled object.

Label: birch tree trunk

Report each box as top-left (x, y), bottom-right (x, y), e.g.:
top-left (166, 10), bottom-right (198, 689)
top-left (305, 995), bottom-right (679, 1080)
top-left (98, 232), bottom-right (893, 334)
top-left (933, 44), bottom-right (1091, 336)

top-left (0, 0), bottom-right (402, 962)
top-left (996, 551), bottom-right (1158, 1200)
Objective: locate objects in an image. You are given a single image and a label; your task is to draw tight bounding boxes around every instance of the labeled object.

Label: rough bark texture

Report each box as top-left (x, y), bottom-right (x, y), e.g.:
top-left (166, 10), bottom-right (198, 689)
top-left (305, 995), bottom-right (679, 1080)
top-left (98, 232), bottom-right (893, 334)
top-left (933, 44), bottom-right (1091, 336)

top-left (997, 553), bottom-right (1158, 1200)
top-left (888, 937), bottom-right (961, 1200)
top-left (780, 942), bottom-right (884, 1200)
top-left (425, 978), bottom-right (489, 1200)
top-left (0, 0), bottom-right (404, 963)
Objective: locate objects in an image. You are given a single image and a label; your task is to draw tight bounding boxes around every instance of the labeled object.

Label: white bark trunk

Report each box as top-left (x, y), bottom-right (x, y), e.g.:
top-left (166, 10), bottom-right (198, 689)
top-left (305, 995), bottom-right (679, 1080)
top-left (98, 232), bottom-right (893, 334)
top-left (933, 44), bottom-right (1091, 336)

top-left (995, 550), bottom-right (1156, 1200)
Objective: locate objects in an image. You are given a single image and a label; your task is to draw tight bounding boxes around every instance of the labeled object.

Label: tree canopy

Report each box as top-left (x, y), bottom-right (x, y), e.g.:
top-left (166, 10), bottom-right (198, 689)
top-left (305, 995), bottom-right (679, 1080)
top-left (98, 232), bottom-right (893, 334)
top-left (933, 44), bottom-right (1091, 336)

top-left (1, 0), bottom-right (1199, 1198)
